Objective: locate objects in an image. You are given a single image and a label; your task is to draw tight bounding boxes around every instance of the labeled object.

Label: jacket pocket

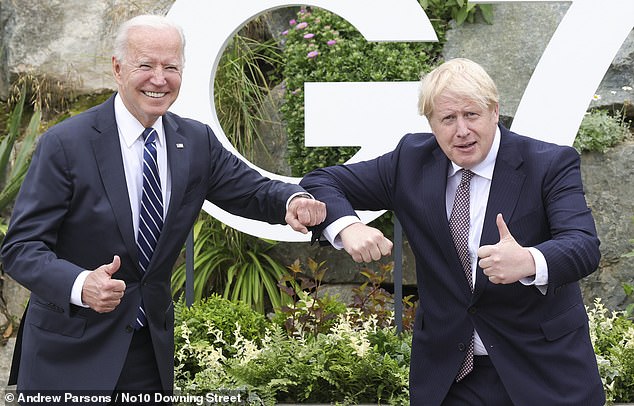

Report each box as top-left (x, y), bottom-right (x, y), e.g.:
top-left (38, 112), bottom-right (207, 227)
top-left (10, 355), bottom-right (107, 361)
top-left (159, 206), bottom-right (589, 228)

top-left (29, 300), bottom-right (87, 338)
top-left (540, 303), bottom-right (586, 341)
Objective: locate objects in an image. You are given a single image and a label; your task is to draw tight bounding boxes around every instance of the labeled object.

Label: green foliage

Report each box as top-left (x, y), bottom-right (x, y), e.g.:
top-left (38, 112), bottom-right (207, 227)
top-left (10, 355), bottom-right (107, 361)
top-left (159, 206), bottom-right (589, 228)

top-left (0, 82), bottom-right (41, 235)
top-left (273, 258), bottom-right (348, 335)
top-left (420, 0), bottom-right (493, 28)
top-left (175, 305), bottom-right (411, 405)
top-left (573, 109), bottom-right (631, 153)
top-left (171, 215), bottom-right (291, 314)
top-left (214, 30), bottom-right (283, 160)
top-left (587, 298), bottom-right (634, 403)
top-left (352, 263), bottom-right (418, 331)
top-left (174, 295), bottom-right (267, 376)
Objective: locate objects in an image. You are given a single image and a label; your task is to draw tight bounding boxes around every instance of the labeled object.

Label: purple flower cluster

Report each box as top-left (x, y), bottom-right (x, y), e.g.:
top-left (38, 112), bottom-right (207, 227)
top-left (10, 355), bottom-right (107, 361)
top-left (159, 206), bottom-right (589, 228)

top-left (284, 13), bottom-right (339, 60)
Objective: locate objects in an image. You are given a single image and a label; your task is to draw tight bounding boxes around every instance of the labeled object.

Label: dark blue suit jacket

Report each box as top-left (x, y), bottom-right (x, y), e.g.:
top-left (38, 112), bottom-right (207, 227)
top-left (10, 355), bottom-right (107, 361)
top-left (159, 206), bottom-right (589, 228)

top-left (1, 94), bottom-right (305, 394)
top-left (300, 125), bottom-right (605, 406)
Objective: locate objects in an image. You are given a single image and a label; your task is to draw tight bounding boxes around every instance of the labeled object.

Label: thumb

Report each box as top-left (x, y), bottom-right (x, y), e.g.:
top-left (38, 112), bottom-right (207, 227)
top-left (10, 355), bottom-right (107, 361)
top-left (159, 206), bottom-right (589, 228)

top-left (496, 213), bottom-right (513, 242)
top-left (102, 255), bottom-right (121, 277)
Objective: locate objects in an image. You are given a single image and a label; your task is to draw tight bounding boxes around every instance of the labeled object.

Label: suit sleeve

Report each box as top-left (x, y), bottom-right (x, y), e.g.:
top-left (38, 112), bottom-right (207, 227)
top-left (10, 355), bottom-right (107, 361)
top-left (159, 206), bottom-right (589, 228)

top-left (534, 146), bottom-right (601, 289)
top-left (1, 131), bottom-right (85, 312)
top-left (203, 126), bottom-right (305, 224)
top-left (299, 137), bottom-right (405, 239)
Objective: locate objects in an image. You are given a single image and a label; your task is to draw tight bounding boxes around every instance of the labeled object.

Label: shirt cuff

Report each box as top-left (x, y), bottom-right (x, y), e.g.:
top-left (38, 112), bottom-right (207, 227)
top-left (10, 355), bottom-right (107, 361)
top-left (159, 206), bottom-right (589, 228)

top-left (70, 270), bottom-right (92, 307)
top-left (286, 192), bottom-right (313, 210)
top-left (323, 216), bottom-right (362, 249)
top-left (520, 247), bottom-right (549, 295)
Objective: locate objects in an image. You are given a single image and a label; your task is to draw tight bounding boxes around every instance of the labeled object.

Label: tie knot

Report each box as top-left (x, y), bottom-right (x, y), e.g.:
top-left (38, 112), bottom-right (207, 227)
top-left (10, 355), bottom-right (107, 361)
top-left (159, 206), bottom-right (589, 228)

top-left (142, 127), bottom-right (156, 144)
top-left (460, 169), bottom-right (474, 185)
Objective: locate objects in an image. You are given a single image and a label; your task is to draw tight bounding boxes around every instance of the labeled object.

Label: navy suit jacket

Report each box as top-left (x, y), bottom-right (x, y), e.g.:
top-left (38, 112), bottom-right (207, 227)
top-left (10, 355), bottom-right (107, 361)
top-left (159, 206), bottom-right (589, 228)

top-left (300, 125), bottom-right (605, 406)
top-left (1, 94), bottom-right (305, 394)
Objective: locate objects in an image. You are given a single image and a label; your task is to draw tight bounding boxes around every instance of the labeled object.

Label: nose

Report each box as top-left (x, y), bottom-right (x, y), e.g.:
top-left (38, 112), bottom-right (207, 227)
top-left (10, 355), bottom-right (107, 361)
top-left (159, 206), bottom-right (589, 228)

top-left (149, 68), bottom-right (168, 85)
top-left (456, 116), bottom-right (470, 137)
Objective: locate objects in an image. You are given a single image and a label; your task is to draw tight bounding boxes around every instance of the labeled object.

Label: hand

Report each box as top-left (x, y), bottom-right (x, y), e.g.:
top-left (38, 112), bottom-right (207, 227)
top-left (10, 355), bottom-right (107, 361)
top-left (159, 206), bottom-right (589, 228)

top-left (340, 222), bottom-right (393, 263)
top-left (477, 214), bottom-right (536, 284)
top-left (286, 196), bottom-right (327, 234)
top-left (81, 255), bottom-right (126, 313)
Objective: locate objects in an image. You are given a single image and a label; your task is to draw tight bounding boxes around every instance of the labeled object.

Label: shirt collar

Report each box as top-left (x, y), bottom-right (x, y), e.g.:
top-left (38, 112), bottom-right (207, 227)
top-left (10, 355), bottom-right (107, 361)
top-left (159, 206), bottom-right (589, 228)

top-left (448, 126), bottom-right (501, 181)
top-left (114, 93), bottom-right (165, 148)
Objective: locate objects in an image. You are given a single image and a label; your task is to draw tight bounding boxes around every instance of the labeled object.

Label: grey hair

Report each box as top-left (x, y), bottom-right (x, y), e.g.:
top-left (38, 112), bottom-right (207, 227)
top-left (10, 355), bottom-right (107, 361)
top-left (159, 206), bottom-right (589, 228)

top-left (113, 14), bottom-right (186, 65)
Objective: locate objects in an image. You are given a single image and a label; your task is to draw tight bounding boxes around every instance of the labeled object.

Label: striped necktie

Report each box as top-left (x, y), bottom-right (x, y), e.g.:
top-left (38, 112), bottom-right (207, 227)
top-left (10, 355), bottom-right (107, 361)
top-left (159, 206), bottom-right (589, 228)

top-left (134, 127), bottom-right (163, 329)
top-left (449, 169), bottom-right (475, 382)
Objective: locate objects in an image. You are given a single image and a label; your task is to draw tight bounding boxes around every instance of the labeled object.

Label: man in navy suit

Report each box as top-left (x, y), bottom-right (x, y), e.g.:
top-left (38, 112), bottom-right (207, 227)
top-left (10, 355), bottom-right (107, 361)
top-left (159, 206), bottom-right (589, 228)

top-left (1, 14), bottom-right (325, 401)
top-left (300, 58), bottom-right (604, 405)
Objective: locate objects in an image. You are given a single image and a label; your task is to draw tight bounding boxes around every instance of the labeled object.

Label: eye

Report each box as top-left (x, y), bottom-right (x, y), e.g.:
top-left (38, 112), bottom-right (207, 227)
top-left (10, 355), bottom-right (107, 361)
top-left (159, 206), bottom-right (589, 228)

top-left (139, 64), bottom-right (152, 71)
top-left (442, 115), bottom-right (456, 124)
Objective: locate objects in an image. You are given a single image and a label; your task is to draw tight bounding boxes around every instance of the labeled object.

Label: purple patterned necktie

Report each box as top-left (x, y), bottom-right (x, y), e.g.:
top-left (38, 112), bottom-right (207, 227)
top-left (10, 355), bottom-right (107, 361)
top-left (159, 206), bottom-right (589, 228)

top-left (449, 169), bottom-right (474, 382)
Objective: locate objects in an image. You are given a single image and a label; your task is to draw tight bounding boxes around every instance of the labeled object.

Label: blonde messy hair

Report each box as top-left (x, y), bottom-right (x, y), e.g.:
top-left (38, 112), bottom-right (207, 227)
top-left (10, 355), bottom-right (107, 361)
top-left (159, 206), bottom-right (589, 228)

top-left (417, 58), bottom-right (499, 120)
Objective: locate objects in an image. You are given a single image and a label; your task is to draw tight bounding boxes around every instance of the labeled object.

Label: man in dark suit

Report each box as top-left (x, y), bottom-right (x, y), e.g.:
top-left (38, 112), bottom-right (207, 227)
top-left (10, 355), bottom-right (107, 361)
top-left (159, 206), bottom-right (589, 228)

top-left (300, 58), bottom-right (604, 405)
top-left (1, 14), bottom-right (325, 401)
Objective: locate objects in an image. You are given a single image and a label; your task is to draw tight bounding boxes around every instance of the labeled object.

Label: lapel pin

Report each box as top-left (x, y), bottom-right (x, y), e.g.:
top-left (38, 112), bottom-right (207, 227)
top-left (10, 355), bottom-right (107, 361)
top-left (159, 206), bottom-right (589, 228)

top-left (176, 143), bottom-right (184, 149)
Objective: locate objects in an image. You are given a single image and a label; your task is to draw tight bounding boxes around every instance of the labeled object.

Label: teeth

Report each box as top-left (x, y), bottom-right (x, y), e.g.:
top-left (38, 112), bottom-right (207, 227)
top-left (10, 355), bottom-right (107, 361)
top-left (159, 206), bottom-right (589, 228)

top-left (144, 91), bottom-right (165, 98)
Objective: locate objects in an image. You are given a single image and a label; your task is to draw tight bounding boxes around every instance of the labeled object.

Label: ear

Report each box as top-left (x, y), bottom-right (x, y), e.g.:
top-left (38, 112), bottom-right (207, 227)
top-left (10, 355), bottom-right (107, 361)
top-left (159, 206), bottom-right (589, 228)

top-left (112, 56), bottom-right (122, 83)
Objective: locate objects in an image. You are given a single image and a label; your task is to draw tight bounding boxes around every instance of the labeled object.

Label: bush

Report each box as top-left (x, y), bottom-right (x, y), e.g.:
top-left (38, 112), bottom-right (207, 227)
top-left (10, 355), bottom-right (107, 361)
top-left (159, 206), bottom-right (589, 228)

top-left (174, 294), bottom-right (267, 383)
top-left (587, 298), bottom-right (634, 404)
top-left (574, 109), bottom-right (631, 153)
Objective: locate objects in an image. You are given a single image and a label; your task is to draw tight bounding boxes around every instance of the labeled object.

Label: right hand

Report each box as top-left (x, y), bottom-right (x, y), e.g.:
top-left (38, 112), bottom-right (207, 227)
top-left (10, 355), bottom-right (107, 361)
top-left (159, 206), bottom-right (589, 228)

top-left (82, 255), bottom-right (126, 313)
top-left (340, 222), bottom-right (393, 263)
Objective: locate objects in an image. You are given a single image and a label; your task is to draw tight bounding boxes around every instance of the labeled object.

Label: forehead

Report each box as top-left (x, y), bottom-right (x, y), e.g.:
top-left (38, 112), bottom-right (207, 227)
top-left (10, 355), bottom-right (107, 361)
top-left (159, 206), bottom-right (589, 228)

top-left (126, 26), bottom-right (183, 62)
top-left (433, 95), bottom-right (483, 114)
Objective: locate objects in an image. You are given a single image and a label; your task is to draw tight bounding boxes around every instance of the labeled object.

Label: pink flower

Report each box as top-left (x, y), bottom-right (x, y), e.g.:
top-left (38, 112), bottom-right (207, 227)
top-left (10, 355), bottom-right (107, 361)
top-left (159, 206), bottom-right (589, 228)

top-left (281, 30), bottom-right (288, 36)
top-left (289, 19), bottom-right (297, 26)
top-left (304, 33), bottom-right (315, 39)
top-left (327, 40), bottom-right (337, 46)
top-left (296, 22), bottom-right (308, 29)
top-left (307, 50), bottom-right (319, 59)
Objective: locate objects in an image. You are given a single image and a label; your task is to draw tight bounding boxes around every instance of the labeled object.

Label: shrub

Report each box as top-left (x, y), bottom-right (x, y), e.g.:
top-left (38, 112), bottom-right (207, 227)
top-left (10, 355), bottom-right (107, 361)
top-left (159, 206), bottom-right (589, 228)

top-left (587, 298), bottom-right (634, 403)
top-left (574, 109), bottom-right (631, 153)
top-left (174, 294), bottom-right (267, 382)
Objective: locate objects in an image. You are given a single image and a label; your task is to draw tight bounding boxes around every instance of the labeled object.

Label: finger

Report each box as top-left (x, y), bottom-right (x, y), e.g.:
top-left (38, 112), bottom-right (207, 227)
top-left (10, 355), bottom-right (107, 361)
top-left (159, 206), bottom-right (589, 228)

top-left (379, 238), bottom-right (394, 256)
top-left (477, 245), bottom-right (492, 259)
top-left (287, 217), bottom-right (309, 234)
top-left (370, 245), bottom-right (382, 261)
top-left (103, 255), bottom-right (121, 277)
top-left (496, 213), bottom-right (512, 241)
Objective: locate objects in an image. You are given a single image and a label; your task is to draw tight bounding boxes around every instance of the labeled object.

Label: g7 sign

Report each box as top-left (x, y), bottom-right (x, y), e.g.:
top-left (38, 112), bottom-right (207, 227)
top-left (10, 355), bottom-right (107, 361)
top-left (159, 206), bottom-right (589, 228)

top-left (167, 0), bottom-right (634, 242)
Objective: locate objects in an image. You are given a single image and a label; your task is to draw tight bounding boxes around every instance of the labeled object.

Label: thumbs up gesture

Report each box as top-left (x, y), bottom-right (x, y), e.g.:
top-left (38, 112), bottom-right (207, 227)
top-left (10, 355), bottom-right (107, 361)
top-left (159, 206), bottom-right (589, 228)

top-left (82, 255), bottom-right (126, 313)
top-left (477, 214), bottom-right (536, 284)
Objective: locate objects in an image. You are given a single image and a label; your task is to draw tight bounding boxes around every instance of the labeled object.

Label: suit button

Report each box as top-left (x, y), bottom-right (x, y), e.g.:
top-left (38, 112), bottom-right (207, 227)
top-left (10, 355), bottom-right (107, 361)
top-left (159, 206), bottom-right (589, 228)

top-left (458, 343), bottom-right (466, 351)
top-left (126, 325), bottom-right (134, 333)
top-left (468, 306), bottom-right (477, 314)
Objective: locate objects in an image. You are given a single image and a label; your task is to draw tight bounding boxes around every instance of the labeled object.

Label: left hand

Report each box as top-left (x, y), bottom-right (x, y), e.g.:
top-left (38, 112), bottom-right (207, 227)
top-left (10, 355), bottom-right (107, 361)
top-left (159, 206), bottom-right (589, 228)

top-left (477, 213), bottom-right (536, 284)
top-left (286, 196), bottom-right (327, 234)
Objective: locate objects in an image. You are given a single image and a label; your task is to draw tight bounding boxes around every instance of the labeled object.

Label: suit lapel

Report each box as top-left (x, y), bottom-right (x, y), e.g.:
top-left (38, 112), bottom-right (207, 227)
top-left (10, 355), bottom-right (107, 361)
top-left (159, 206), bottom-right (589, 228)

top-left (152, 113), bottom-right (190, 261)
top-left (420, 146), bottom-right (474, 295)
top-left (91, 96), bottom-right (139, 267)
top-left (474, 130), bottom-right (525, 299)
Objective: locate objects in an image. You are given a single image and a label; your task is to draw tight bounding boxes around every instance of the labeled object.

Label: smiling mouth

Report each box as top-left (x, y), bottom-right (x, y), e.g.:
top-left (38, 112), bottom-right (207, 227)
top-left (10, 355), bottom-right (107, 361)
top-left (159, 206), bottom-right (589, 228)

top-left (143, 91), bottom-right (166, 98)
